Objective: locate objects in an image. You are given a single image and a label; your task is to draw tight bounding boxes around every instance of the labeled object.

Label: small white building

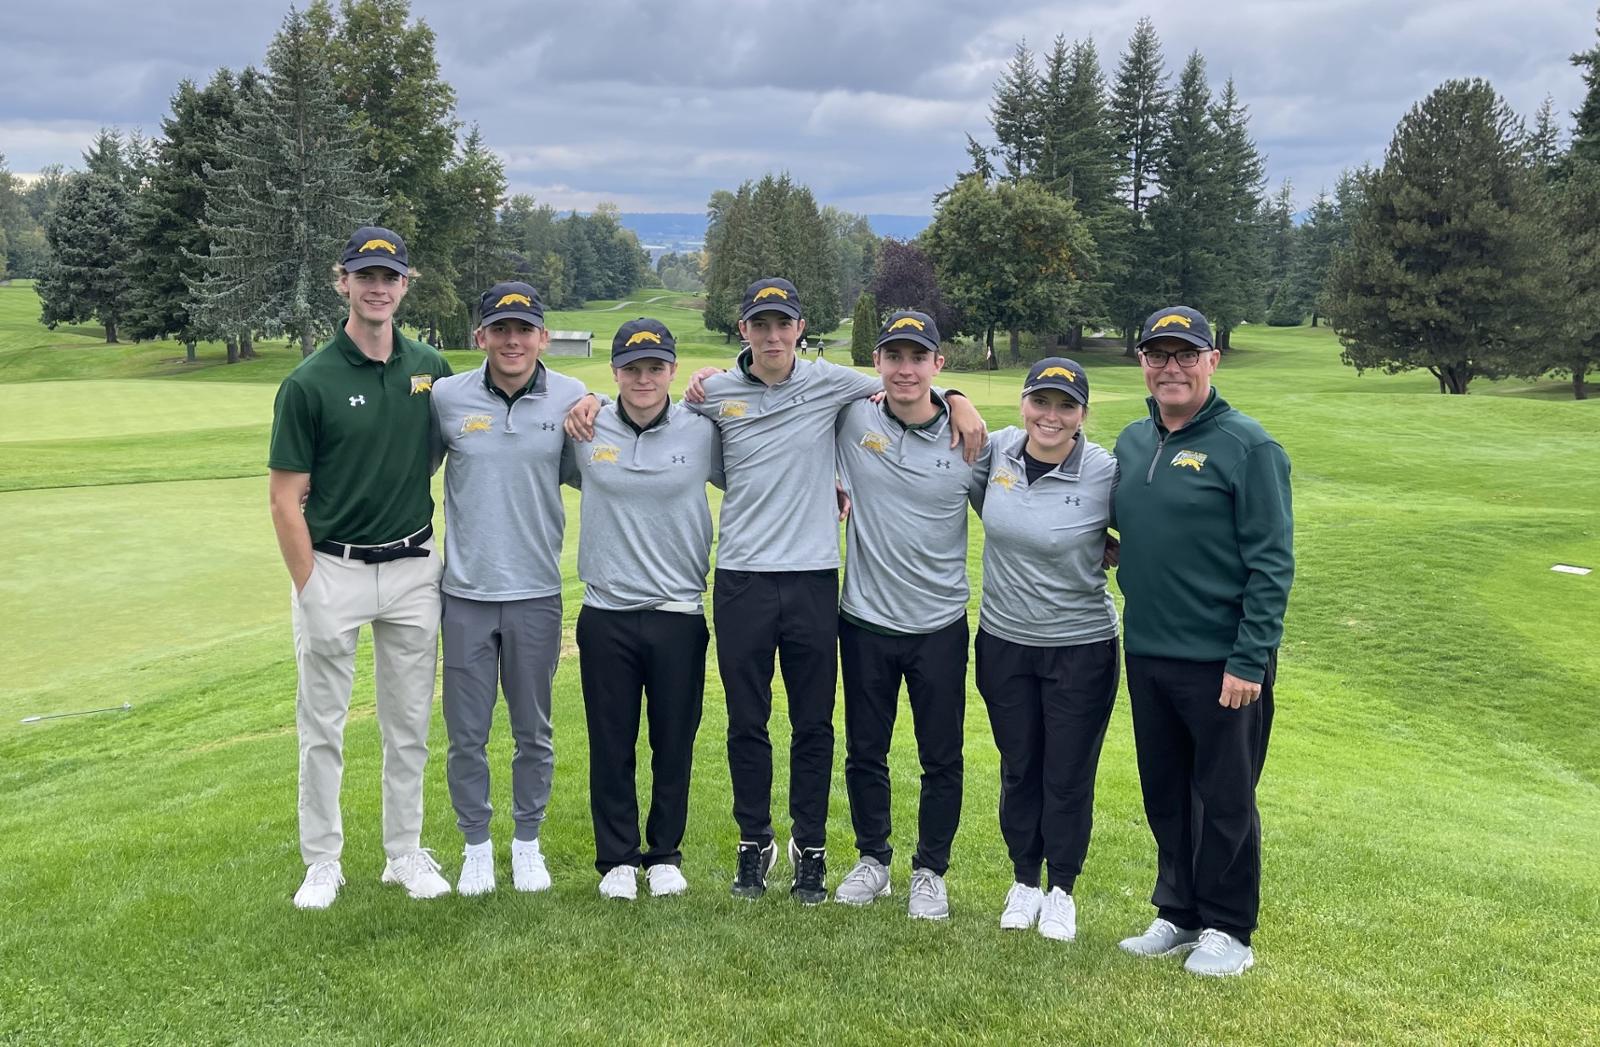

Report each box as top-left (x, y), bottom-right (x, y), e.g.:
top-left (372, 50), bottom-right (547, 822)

top-left (547, 330), bottom-right (593, 357)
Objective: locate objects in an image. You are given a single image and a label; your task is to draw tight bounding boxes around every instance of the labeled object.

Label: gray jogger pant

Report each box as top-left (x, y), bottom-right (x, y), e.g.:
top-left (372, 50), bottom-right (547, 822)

top-left (441, 592), bottom-right (562, 844)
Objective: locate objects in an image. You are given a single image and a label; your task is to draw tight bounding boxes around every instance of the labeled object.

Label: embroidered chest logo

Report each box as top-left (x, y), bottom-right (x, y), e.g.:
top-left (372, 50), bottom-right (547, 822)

top-left (671, 454), bottom-right (687, 464)
top-left (409, 374), bottom-right (433, 395)
top-left (1063, 494), bottom-right (1081, 506)
top-left (348, 395), bottom-right (366, 407)
top-left (719, 400), bottom-right (749, 419)
top-left (859, 431), bottom-right (891, 455)
top-left (460, 414), bottom-right (493, 435)
top-left (541, 422), bottom-right (557, 431)
top-left (991, 468), bottom-right (1020, 491)
top-left (934, 459), bottom-right (951, 469)
top-left (1170, 450), bottom-right (1208, 472)
top-left (590, 444), bottom-right (621, 464)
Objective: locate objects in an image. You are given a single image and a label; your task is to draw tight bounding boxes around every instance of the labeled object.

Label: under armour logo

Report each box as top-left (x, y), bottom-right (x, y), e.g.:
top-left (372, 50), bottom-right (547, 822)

top-left (349, 395), bottom-right (366, 407)
top-left (541, 422), bottom-right (557, 431)
top-left (671, 455), bottom-right (687, 464)
top-left (1063, 495), bottom-right (1081, 506)
top-left (934, 459), bottom-right (951, 469)
top-left (789, 395), bottom-right (808, 406)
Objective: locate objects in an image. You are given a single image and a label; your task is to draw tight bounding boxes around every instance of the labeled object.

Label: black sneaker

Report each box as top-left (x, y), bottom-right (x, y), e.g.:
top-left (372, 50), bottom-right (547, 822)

top-left (730, 839), bottom-right (777, 899)
top-left (789, 838), bottom-right (828, 905)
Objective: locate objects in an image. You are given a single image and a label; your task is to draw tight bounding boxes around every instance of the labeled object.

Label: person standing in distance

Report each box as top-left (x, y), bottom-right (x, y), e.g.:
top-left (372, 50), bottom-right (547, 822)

top-left (1113, 306), bottom-right (1293, 977)
top-left (831, 311), bottom-right (987, 921)
top-left (428, 281), bottom-right (588, 896)
top-left (564, 319), bottom-right (724, 901)
top-left (972, 358), bottom-right (1121, 943)
top-left (268, 226), bottom-right (453, 909)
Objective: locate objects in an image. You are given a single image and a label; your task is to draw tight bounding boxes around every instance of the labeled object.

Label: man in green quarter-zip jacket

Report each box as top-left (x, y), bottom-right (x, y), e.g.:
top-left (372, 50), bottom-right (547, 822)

top-left (1111, 305), bottom-right (1293, 978)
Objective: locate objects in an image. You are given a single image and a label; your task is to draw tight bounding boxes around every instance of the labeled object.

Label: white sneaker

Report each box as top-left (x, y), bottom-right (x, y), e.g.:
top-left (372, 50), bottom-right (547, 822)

top-left (834, 857), bottom-right (892, 906)
top-left (646, 864), bottom-right (688, 897)
top-left (511, 837), bottom-right (552, 893)
top-left (1184, 928), bottom-right (1255, 977)
top-left (381, 849), bottom-right (451, 900)
top-left (1037, 887), bottom-right (1076, 942)
top-left (599, 864), bottom-right (639, 900)
top-left (999, 882), bottom-right (1044, 930)
top-left (293, 860), bottom-right (344, 910)
top-left (457, 841), bottom-right (495, 896)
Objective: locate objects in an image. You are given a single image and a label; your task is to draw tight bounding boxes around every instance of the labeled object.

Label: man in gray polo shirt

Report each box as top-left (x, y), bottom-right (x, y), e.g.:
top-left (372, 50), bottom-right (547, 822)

top-left (429, 281), bottom-right (588, 896)
top-left (831, 311), bottom-right (989, 921)
top-left (564, 318), bottom-right (724, 901)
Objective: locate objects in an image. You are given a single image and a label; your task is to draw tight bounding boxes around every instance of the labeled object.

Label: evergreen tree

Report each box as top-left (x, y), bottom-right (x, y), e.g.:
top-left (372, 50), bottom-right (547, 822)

top-left (1146, 53), bottom-right (1223, 322)
top-left (1571, 11), bottom-right (1600, 168)
top-left (1324, 80), bottom-right (1555, 394)
top-left (0, 154), bottom-right (48, 279)
top-left (700, 174), bottom-right (843, 335)
top-left (1207, 77), bottom-right (1268, 348)
top-left (448, 125), bottom-right (509, 337)
top-left (990, 43), bottom-right (1043, 183)
top-left (558, 213), bottom-right (600, 307)
top-left (1528, 94), bottom-right (1563, 175)
top-left (190, 8), bottom-right (380, 357)
top-left (850, 291), bottom-right (878, 366)
top-left (1261, 180), bottom-right (1296, 315)
top-left (35, 168), bottom-right (132, 343)
top-left (1550, 160), bottom-right (1600, 397)
top-left (1111, 17), bottom-right (1169, 213)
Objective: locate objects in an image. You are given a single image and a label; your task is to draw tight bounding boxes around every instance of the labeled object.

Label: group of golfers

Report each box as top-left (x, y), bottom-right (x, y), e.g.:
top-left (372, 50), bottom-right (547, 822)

top-left (267, 225), bottom-right (1293, 978)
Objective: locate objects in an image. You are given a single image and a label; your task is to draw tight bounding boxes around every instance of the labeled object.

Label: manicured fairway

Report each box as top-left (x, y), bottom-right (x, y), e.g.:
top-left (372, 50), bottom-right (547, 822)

top-left (1, 281), bottom-right (1596, 1044)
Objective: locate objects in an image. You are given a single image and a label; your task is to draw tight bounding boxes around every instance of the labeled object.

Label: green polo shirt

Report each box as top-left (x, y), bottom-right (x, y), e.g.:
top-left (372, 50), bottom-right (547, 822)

top-left (268, 326), bottom-right (453, 545)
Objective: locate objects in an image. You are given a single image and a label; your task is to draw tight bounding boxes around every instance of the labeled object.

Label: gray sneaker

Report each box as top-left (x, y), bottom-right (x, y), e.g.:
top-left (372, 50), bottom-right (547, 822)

top-left (1184, 929), bottom-right (1255, 977)
top-left (907, 868), bottom-right (949, 921)
top-left (834, 857), bottom-right (891, 906)
top-left (1118, 918), bottom-right (1203, 957)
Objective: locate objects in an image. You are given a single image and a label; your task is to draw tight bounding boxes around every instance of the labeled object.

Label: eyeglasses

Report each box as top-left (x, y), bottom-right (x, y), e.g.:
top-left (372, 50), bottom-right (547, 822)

top-left (1138, 347), bottom-right (1211, 368)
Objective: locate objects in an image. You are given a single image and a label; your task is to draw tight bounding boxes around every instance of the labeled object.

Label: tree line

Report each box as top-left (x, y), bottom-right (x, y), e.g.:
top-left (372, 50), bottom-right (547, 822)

top-left (25, 0), bottom-right (651, 357)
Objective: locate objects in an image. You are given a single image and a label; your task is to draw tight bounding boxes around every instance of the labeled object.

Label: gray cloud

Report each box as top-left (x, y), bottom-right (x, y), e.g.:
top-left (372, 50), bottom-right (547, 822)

top-left (2, 0), bottom-right (1594, 214)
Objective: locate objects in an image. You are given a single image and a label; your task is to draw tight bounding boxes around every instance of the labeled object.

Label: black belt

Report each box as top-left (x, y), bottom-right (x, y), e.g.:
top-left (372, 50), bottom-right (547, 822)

top-left (313, 524), bottom-right (433, 563)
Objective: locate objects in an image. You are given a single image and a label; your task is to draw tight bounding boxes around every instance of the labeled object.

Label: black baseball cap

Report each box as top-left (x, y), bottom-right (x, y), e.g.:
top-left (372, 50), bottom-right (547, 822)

top-left (874, 310), bottom-right (941, 353)
top-left (740, 277), bottom-right (802, 322)
top-left (1022, 357), bottom-right (1090, 406)
top-left (612, 318), bottom-right (676, 366)
top-left (1137, 306), bottom-right (1214, 350)
top-left (479, 281), bottom-right (546, 329)
top-left (341, 226), bottom-right (409, 274)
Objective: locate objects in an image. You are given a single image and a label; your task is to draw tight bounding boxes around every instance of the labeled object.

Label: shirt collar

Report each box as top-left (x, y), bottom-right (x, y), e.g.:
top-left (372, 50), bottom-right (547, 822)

top-left (617, 398), bottom-right (672, 434)
top-left (882, 390), bottom-right (949, 436)
top-left (482, 360), bottom-right (545, 404)
top-left (333, 326), bottom-right (403, 367)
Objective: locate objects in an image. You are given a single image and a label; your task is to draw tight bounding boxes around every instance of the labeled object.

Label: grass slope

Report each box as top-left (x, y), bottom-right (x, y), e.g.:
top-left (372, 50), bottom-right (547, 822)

top-left (1, 282), bottom-right (1597, 1044)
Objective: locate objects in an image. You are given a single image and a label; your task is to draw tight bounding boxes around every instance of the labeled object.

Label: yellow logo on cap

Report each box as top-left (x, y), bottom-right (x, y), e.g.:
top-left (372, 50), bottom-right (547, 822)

top-left (460, 414), bottom-right (492, 435)
top-left (590, 444), bottom-right (621, 464)
top-left (1170, 450), bottom-right (1208, 471)
top-left (1038, 366), bottom-right (1077, 382)
top-left (860, 432), bottom-right (891, 455)
top-left (625, 330), bottom-right (663, 347)
top-left (360, 238), bottom-right (398, 254)
top-left (887, 316), bottom-right (926, 332)
top-left (720, 400), bottom-right (749, 419)
top-left (753, 287), bottom-right (790, 301)
top-left (991, 469), bottom-right (1019, 491)
top-left (1152, 313), bottom-right (1192, 331)
top-left (496, 292), bottom-right (533, 308)
top-left (409, 374), bottom-right (433, 395)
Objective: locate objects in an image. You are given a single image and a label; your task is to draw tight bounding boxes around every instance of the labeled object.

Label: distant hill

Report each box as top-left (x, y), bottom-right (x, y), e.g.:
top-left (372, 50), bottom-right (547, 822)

top-left (616, 213), bottom-right (932, 260)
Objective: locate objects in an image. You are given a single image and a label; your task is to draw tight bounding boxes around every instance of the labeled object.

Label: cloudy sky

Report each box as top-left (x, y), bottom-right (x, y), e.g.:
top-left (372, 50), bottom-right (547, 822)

top-left (2, 0), bottom-right (1594, 216)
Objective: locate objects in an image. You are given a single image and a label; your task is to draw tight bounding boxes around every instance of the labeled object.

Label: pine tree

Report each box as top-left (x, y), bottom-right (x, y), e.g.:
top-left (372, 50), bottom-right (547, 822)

top-left (1146, 52), bottom-right (1223, 321)
top-left (189, 8), bottom-right (380, 357)
top-left (1550, 160), bottom-right (1600, 397)
top-left (1528, 95), bottom-right (1563, 175)
top-left (448, 125), bottom-right (509, 339)
top-left (850, 291), bottom-right (878, 366)
top-left (1208, 78), bottom-right (1268, 348)
top-left (1571, 12), bottom-right (1600, 168)
top-left (990, 43), bottom-right (1043, 183)
top-left (1324, 80), bottom-right (1556, 394)
top-left (1111, 17), bottom-right (1169, 213)
top-left (1046, 38), bottom-right (1123, 344)
top-left (0, 153), bottom-right (48, 280)
top-left (35, 167), bottom-right (132, 343)
top-left (700, 175), bottom-right (844, 335)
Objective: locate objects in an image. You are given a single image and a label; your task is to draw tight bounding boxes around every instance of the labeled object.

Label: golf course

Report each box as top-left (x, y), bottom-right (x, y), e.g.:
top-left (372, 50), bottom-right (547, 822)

top-left (1, 280), bottom-right (1596, 1044)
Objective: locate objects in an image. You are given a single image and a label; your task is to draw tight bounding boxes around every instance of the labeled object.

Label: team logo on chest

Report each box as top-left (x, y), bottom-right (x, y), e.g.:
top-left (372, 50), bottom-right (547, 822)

top-left (590, 444), bottom-right (621, 464)
top-left (859, 431), bottom-right (891, 455)
top-left (349, 395), bottom-right (366, 407)
top-left (719, 400), bottom-right (749, 419)
top-left (1170, 450), bottom-right (1208, 471)
top-left (991, 468), bottom-right (1020, 491)
top-left (460, 413), bottom-right (493, 435)
top-left (409, 374), bottom-right (433, 395)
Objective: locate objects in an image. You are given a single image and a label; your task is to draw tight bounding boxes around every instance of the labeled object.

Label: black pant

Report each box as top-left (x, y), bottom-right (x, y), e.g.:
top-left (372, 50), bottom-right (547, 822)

top-left (575, 606), bottom-right (708, 873)
top-left (975, 629), bottom-right (1119, 893)
top-left (839, 615), bottom-right (968, 875)
top-left (1126, 652), bottom-right (1275, 946)
top-left (712, 569), bottom-right (839, 849)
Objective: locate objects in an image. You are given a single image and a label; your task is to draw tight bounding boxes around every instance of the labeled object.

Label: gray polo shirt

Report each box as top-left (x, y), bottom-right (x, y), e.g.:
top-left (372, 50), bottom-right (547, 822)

top-left (563, 401), bottom-right (724, 612)
top-left (835, 394), bottom-right (988, 633)
top-left (689, 351), bottom-right (880, 572)
top-left (430, 361), bottom-right (588, 601)
top-left (972, 426), bottom-right (1119, 646)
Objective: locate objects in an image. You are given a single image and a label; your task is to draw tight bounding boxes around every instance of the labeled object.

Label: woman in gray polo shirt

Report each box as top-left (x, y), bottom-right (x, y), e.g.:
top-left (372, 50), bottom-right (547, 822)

top-left (970, 357), bottom-right (1119, 943)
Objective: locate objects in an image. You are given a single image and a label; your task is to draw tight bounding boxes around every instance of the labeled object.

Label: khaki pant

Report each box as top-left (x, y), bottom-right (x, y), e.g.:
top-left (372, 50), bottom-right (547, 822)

top-left (291, 541), bottom-right (442, 865)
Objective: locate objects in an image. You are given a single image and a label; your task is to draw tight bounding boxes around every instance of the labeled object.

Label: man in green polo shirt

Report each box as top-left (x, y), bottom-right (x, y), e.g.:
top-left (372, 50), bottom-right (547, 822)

top-left (268, 226), bottom-right (455, 910)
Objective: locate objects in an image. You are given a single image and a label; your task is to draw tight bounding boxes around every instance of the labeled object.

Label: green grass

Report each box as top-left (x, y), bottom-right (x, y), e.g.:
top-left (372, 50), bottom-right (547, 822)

top-left (1, 282), bottom-right (1598, 1044)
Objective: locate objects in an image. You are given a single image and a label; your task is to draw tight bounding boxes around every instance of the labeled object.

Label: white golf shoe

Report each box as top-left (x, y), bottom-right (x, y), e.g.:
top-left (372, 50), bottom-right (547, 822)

top-left (999, 882), bottom-right (1044, 930)
top-left (599, 865), bottom-right (639, 900)
top-left (457, 841), bottom-right (496, 896)
top-left (293, 860), bottom-right (344, 910)
top-left (381, 849), bottom-right (451, 900)
top-left (1036, 887), bottom-right (1076, 942)
top-left (646, 864), bottom-right (688, 897)
top-left (511, 837), bottom-right (552, 893)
